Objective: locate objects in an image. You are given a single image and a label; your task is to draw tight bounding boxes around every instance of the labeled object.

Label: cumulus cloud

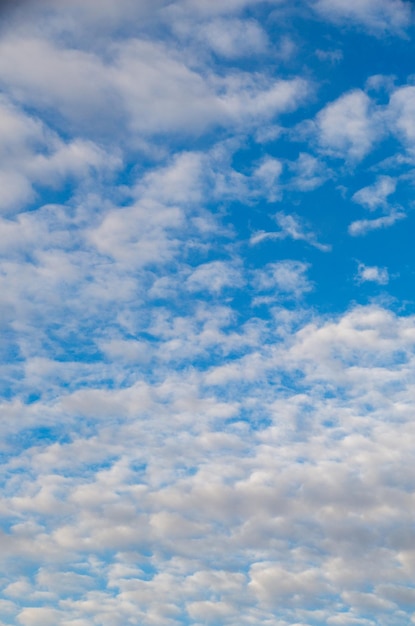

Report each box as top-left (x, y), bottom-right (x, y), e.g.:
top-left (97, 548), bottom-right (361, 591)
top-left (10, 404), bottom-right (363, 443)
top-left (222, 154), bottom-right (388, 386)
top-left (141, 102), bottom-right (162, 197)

top-left (0, 34), bottom-right (309, 140)
top-left (356, 262), bottom-right (389, 284)
top-left (4, 302), bottom-right (415, 625)
top-left (315, 89), bottom-right (384, 161)
top-left (387, 84), bottom-right (415, 153)
top-left (0, 95), bottom-right (119, 212)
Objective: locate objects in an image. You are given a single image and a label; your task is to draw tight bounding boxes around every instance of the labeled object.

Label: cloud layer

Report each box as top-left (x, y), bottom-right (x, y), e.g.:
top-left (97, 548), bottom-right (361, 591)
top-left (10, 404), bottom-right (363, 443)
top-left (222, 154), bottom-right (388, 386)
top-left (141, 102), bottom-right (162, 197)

top-left (0, 1), bottom-right (415, 625)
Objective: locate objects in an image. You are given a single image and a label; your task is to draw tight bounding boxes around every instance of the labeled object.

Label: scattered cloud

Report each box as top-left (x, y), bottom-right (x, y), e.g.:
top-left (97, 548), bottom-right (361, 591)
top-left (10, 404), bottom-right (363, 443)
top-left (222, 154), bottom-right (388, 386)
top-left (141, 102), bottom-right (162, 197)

top-left (288, 152), bottom-right (331, 191)
top-left (312, 0), bottom-right (412, 35)
top-left (186, 260), bottom-right (245, 293)
top-left (251, 211), bottom-right (331, 251)
top-left (348, 209), bottom-right (406, 235)
top-left (356, 262), bottom-right (389, 285)
top-left (352, 175), bottom-right (397, 210)
top-left (315, 48), bottom-right (343, 63)
top-left (253, 259), bottom-right (312, 298)
top-left (0, 2), bottom-right (415, 626)
top-left (315, 89), bottom-right (384, 161)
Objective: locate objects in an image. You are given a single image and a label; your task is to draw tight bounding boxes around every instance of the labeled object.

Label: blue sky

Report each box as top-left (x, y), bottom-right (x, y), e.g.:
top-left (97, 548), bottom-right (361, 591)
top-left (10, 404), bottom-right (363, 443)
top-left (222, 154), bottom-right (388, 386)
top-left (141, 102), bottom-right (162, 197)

top-left (1, 0), bottom-right (415, 625)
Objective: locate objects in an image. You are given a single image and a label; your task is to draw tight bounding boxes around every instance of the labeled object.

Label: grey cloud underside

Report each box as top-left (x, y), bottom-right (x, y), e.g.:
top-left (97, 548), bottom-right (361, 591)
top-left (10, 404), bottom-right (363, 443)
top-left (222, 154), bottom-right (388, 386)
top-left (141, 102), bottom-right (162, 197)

top-left (3, 305), bottom-right (415, 626)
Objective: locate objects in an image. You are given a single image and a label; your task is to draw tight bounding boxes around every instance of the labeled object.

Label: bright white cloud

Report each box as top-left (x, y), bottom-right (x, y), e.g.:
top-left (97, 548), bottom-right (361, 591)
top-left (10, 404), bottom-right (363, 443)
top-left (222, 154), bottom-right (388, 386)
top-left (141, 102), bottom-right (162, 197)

top-left (388, 85), bottom-right (415, 152)
top-left (356, 263), bottom-right (389, 284)
top-left (352, 175), bottom-right (397, 210)
top-left (316, 89), bottom-right (383, 161)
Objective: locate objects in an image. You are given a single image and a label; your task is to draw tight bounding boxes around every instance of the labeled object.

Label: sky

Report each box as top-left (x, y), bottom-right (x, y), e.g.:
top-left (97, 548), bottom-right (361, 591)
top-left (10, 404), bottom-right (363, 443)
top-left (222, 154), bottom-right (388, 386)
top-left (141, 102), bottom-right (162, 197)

top-left (1, 0), bottom-right (415, 624)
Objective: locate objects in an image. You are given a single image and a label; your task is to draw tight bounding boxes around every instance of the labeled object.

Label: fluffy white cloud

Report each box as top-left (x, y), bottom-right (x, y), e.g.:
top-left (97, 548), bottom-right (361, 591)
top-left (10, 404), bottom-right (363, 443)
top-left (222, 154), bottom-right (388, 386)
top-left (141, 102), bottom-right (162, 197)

top-left (1, 1), bottom-right (415, 626)
top-left (387, 85), bottom-right (415, 152)
top-left (0, 96), bottom-right (119, 212)
top-left (356, 263), bottom-right (389, 284)
top-left (352, 176), bottom-right (397, 210)
top-left (0, 34), bottom-right (309, 140)
top-left (3, 304), bottom-right (415, 625)
top-left (315, 90), bottom-right (384, 161)
top-left (312, 0), bottom-right (412, 35)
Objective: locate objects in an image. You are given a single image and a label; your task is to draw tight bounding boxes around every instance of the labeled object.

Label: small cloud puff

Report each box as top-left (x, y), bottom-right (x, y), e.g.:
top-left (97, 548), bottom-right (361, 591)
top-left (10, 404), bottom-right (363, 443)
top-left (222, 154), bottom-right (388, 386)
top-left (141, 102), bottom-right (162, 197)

top-left (356, 262), bottom-right (389, 285)
top-left (186, 260), bottom-right (244, 294)
top-left (253, 260), bottom-right (312, 299)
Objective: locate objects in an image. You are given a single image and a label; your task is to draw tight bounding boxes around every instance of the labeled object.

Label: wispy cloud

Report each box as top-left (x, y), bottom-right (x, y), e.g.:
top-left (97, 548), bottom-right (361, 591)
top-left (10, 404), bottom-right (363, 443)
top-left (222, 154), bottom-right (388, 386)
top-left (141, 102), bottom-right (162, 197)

top-left (312, 0), bottom-right (412, 35)
top-left (251, 211), bottom-right (331, 251)
top-left (348, 209), bottom-right (406, 235)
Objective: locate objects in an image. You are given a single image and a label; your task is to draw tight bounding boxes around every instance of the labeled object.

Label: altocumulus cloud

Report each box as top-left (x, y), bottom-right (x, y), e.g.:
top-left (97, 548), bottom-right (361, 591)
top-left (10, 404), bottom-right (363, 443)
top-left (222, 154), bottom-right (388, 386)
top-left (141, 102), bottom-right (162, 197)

top-left (1, 1), bottom-right (415, 626)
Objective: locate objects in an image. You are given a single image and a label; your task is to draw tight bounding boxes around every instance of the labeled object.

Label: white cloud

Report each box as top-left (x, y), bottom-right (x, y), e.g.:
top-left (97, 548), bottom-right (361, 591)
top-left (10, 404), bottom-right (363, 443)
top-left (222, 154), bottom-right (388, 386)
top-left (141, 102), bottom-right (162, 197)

top-left (253, 260), bottom-right (312, 298)
top-left (312, 0), bottom-right (412, 35)
top-left (252, 156), bottom-right (283, 201)
top-left (315, 48), bottom-right (343, 64)
top-left (0, 35), bottom-right (309, 140)
top-left (315, 89), bottom-right (384, 161)
top-left (17, 607), bottom-right (63, 626)
top-left (348, 209), bottom-right (405, 236)
top-left (0, 95), bottom-right (120, 213)
top-left (288, 152), bottom-right (330, 191)
top-left (189, 18), bottom-right (269, 58)
top-left (186, 260), bottom-right (244, 293)
top-left (356, 263), bottom-right (389, 285)
top-left (387, 85), bottom-right (415, 152)
top-left (251, 211), bottom-right (331, 251)
top-left (352, 176), bottom-right (397, 210)
top-left (2, 303), bottom-right (415, 626)
top-left (1, 2), bottom-right (415, 626)
top-left (164, 0), bottom-right (283, 20)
